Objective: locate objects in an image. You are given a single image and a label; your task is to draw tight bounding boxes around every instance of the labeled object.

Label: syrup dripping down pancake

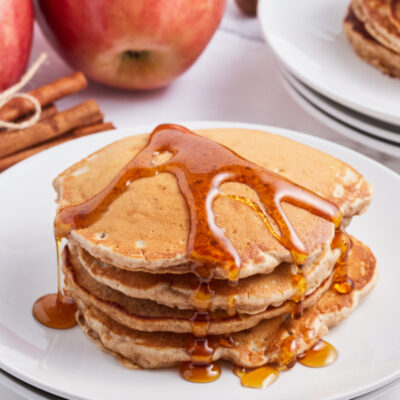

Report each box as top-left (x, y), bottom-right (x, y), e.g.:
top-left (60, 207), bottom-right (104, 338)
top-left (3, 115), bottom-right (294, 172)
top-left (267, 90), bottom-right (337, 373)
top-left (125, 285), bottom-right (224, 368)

top-left (72, 237), bottom-right (377, 369)
top-left (70, 239), bottom-right (340, 314)
top-left (63, 245), bottom-right (336, 335)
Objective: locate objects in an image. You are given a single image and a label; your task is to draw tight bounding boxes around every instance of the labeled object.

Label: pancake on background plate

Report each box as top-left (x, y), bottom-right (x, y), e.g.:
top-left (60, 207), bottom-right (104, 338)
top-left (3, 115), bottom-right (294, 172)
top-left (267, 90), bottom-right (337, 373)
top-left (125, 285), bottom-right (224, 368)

top-left (345, 0), bottom-right (400, 77)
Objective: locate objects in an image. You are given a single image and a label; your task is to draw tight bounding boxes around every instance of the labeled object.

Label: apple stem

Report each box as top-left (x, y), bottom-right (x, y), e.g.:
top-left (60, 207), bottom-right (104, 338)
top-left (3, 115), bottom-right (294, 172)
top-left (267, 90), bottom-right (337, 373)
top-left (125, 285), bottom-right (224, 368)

top-left (122, 50), bottom-right (150, 60)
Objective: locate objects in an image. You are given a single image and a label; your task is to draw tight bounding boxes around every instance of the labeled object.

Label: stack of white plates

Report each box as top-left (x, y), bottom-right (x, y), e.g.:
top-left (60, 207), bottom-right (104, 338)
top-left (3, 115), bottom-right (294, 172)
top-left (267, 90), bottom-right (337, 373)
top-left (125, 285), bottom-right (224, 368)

top-left (258, 0), bottom-right (400, 158)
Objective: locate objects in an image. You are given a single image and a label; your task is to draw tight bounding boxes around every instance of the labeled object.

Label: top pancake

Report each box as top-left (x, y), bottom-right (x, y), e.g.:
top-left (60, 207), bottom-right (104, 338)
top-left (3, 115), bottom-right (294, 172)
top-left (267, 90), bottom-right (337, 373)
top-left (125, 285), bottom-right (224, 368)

top-left (54, 128), bottom-right (372, 278)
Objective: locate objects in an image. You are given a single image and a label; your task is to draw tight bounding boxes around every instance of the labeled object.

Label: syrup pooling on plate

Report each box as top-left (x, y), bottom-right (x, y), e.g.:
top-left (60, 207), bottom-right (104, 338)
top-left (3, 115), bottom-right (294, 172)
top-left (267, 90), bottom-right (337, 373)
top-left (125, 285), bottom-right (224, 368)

top-left (32, 238), bottom-right (77, 329)
top-left (233, 338), bottom-right (337, 389)
top-left (299, 340), bottom-right (338, 368)
top-left (233, 365), bottom-right (279, 389)
top-left (51, 124), bottom-right (342, 382)
top-left (180, 362), bottom-right (221, 383)
top-left (180, 335), bottom-right (220, 382)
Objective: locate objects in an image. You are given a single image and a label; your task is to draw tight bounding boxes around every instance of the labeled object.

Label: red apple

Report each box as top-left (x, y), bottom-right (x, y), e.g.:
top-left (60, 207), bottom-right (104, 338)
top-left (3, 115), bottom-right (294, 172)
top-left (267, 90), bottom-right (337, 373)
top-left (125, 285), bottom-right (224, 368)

top-left (36, 0), bottom-right (226, 90)
top-left (0, 0), bottom-right (33, 90)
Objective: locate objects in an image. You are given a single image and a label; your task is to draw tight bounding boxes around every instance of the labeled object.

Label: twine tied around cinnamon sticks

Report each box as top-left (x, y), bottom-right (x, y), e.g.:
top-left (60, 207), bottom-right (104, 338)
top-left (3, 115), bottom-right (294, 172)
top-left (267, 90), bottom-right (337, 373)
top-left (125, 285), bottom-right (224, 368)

top-left (0, 53), bottom-right (47, 130)
top-left (0, 68), bottom-right (115, 172)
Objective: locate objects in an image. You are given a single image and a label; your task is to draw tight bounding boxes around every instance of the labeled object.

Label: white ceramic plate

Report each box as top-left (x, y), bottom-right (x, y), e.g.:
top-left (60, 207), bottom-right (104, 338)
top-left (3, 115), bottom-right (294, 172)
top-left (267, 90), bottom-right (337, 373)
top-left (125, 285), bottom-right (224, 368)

top-left (281, 71), bottom-right (400, 158)
top-left (258, 0), bottom-right (400, 125)
top-left (283, 69), bottom-right (400, 145)
top-left (0, 122), bottom-right (399, 400)
top-left (0, 369), bottom-right (57, 400)
top-left (356, 377), bottom-right (400, 399)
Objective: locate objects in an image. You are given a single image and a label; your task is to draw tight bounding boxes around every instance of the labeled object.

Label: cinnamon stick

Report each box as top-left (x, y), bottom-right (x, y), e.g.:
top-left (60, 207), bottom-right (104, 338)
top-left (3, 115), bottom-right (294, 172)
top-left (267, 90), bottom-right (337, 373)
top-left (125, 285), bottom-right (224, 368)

top-left (0, 99), bottom-right (103, 158)
top-left (38, 104), bottom-right (59, 121)
top-left (0, 122), bottom-right (115, 172)
top-left (70, 121), bottom-right (115, 136)
top-left (0, 72), bottom-right (87, 122)
top-left (16, 103), bottom-right (58, 124)
top-left (1, 104), bottom-right (59, 133)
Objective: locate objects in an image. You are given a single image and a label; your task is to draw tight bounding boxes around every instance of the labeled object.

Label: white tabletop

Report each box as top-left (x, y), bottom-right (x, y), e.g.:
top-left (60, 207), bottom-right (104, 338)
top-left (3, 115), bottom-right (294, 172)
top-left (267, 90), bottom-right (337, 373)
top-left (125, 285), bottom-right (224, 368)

top-left (2, 1), bottom-right (399, 398)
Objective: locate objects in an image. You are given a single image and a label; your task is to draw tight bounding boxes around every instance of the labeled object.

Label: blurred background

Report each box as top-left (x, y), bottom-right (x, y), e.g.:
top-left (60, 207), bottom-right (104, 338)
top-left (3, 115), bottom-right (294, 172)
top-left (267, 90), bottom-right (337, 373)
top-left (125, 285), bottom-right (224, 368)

top-left (1, 0), bottom-right (398, 173)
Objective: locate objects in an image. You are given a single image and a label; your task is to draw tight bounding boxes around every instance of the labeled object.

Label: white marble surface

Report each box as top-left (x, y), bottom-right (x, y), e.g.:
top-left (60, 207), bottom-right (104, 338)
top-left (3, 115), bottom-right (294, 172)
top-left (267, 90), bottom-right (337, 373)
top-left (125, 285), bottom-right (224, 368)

top-left (1, 1), bottom-right (399, 399)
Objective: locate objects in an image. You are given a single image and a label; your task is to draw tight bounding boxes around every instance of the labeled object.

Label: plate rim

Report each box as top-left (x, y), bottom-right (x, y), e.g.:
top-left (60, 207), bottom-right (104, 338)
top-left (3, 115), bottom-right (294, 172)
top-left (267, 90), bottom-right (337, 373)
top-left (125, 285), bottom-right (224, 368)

top-left (280, 72), bottom-right (400, 158)
top-left (0, 121), bottom-right (399, 400)
top-left (0, 368), bottom-right (57, 400)
top-left (282, 69), bottom-right (400, 145)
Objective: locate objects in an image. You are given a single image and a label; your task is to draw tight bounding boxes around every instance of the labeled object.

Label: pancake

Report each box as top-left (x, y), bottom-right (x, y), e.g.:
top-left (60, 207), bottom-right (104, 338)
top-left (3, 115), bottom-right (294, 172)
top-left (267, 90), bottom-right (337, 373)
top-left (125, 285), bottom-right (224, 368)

top-left (344, 7), bottom-right (400, 77)
top-left (54, 128), bottom-right (372, 279)
top-left (70, 239), bottom-right (340, 314)
top-left (74, 237), bottom-right (377, 369)
top-left (64, 244), bottom-right (335, 334)
top-left (351, 0), bottom-right (400, 53)
top-left (390, 0), bottom-right (400, 31)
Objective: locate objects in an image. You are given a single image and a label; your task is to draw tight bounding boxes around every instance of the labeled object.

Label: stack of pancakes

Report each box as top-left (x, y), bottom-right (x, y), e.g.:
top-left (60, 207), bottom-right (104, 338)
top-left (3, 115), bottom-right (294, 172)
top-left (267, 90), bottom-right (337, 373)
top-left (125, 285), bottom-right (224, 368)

top-left (54, 128), bottom-right (377, 371)
top-left (344, 0), bottom-right (400, 77)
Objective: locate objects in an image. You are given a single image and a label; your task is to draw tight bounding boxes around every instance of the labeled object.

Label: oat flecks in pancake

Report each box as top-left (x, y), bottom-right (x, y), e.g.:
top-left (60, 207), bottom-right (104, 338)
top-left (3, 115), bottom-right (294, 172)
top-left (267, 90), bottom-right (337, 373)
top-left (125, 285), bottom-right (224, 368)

top-left (63, 245), bottom-right (335, 335)
top-left (73, 237), bottom-right (377, 369)
top-left (70, 239), bottom-right (340, 314)
top-left (344, 7), bottom-right (400, 77)
top-left (54, 128), bottom-right (372, 277)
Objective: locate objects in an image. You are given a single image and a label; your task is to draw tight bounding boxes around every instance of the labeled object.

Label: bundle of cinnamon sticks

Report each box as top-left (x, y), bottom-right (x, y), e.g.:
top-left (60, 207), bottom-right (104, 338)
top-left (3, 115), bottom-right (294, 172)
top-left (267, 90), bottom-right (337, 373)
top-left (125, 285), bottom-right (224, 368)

top-left (0, 72), bottom-right (115, 172)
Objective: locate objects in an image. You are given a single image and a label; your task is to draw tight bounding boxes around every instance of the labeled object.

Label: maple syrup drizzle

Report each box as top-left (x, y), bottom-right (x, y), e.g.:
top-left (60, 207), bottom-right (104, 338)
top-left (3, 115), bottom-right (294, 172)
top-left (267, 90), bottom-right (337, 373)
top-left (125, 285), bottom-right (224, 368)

top-left (282, 233), bottom-right (353, 360)
top-left (277, 334), bottom-right (298, 369)
top-left (291, 265), bottom-right (307, 319)
top-left (276, 320), bottom-right (338, 371)
top-left (54, 124), bottom-right (342, 272)
top-left (279, 232), bottom-right (352, 367)
top-left (226, 294), bottom-right (237, 317)
top-left (191, 276), bottom-right (214, 311)
top-left (186, 266), bottom-right (218, 381)
top-left (180, 362), bottom-right (221, 383)
top-left (233, 366), bottom-right (246, 378)
top-left (233, 339), bottom-right (337, 389)
top-left (219, 334), bottom-right (234, 348)
top-left (331, 231), bottom-right (354, 294)
top-left (233, 366), bottom-right (279, 389)
top-left (32, 238), bottom-right (77, 329)
top-left (299, 340), bottom-right (338, 368)
top-left (180, 332), bottom-right (221, 383)
top-left (234, 336), bottom-right (338, 389)
top-left (41, 124), bottom-right (343, 381)
top-left (277, 323), bottom-right (317, 369)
